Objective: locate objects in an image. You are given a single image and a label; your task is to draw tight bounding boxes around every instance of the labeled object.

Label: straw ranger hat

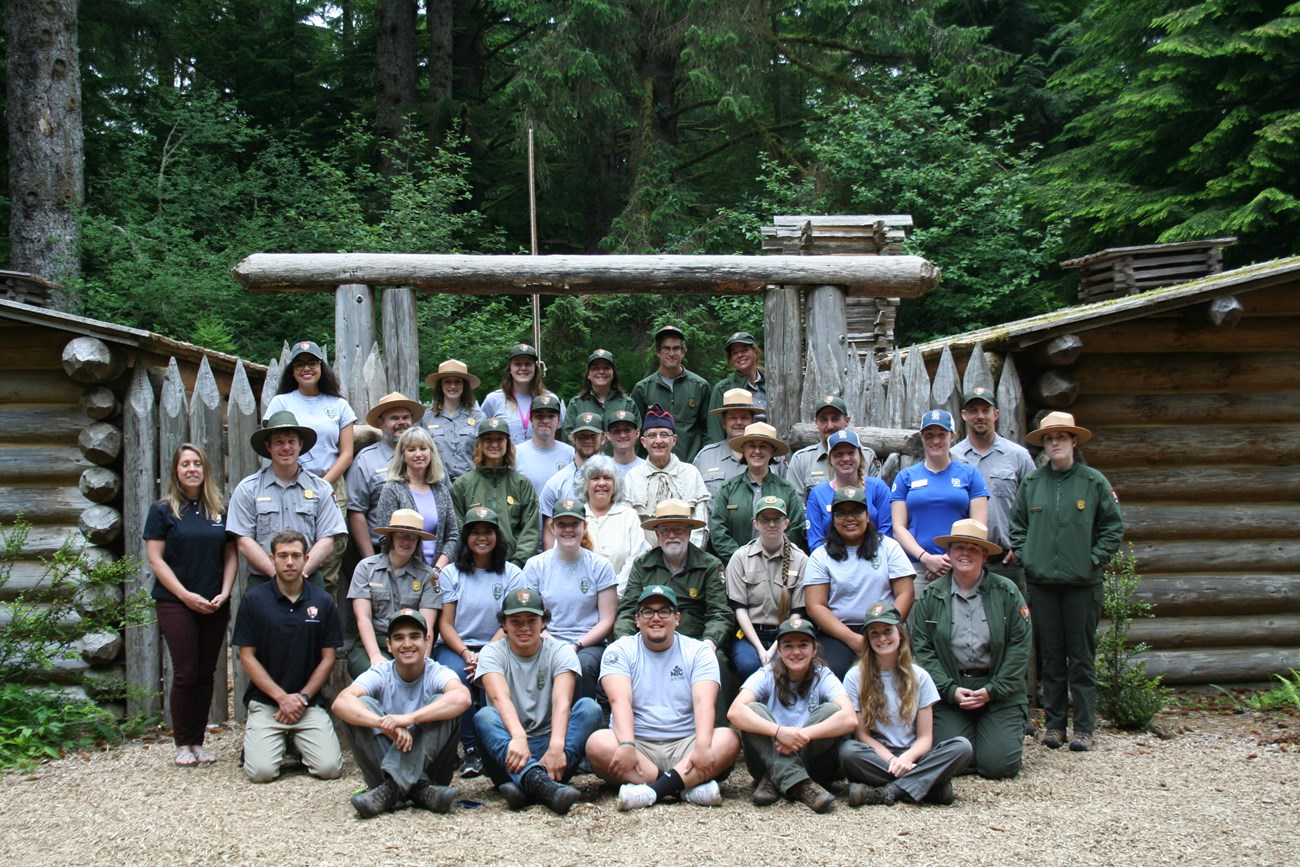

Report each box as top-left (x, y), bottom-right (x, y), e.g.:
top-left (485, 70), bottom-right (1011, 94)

top-left (1025, 411), bottom-right (1092, 446)
top-left (640, 499), bottom-right (706, 531)
top-left (933, 518), bottom-right (1003, 556)
top-left (424, 359), bottom-right (482, 391)
top-left (728, 421), bottom-right (790, 457)
top-left (374, 508), bottom-right (436, 541)
top-left (365, 391), bottom-right (426, 428)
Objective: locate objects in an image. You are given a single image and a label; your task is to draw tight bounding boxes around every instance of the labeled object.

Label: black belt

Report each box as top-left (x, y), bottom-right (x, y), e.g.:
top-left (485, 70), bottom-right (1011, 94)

top-left (958, 668), bottom-right (990, 678)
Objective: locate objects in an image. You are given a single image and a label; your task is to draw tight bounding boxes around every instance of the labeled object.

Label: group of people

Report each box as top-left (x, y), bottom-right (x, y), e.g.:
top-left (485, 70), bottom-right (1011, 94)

top-left (143, 328), bottom-right (1123, 816)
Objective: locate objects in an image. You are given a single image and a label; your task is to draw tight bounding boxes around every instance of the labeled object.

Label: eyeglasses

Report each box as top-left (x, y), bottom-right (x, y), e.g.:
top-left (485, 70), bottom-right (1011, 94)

top-left (642, 431), bottom-right (675, 441)
top-left (638, 607), bottom-right (676, 620)
top-left (756, 515), bottom-right (786, 526)
top-left (292, 359), bottom-right (320, 369)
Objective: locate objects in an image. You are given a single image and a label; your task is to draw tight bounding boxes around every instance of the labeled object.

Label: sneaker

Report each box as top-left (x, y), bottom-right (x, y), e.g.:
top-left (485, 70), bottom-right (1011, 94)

top-left (351, 779), bottom-right (401, 818)
top-left (460, 750), bottom-right (483, 778)
top-left (924, 780), bottom-right (956, 806)
top-left (1042, 729), bottom-right (1066, 750)
top-left (616, 783), bottom-right (657, 811)
top-left (788, 779), bottom-right (835, 813)
top-left (497, 781), bottom-right (529, 811)
top-left (683, 780), bottom-right (722, 807)
top-left (847, 783), bottom-right (898, 807)
top-left (407, 782), bottom-right (455, 814)
top-left (751, 776), bottom-right (780, 807)
top-left (1069, 731), bottom-right (1095, 752)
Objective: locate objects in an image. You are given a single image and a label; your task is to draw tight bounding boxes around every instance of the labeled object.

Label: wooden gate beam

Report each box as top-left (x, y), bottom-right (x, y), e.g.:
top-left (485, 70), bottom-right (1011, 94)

top-left (233, 253), bottom-right (940, 297)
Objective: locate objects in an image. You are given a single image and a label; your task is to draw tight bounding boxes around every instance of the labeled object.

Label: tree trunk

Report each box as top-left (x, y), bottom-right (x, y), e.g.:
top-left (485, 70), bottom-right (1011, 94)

top-left (427, 0), bottom-right (453, 137)
top-left (5, 0), bottom-right (84, 308)
top-left (375, 0), bottom-right (418, 176)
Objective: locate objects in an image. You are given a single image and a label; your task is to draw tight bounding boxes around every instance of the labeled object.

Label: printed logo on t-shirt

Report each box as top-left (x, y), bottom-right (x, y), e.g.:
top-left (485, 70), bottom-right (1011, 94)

top-left (670, 665), bottom-right (685, 680)
top-left (536, 672), bottom-right (546, 690)
top-left (493, 584), bottom-right (504, 600)
top-left (580, 578), bottom-right (591, 594)
top-left (605, 650), bottom-right (620, 667)
top-left (952, 478), bottom-right (963, 487)
top-left (305, 606), bottom-right (319, 623)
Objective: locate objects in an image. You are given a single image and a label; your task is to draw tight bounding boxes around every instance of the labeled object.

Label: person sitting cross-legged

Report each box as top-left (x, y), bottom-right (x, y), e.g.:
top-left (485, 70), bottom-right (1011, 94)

top-left (586, 585), bottom-right (741, 810)
top-left (332, 608), bottom-right (471, 818)
top-left (473, 589), bottom-right (604, 814)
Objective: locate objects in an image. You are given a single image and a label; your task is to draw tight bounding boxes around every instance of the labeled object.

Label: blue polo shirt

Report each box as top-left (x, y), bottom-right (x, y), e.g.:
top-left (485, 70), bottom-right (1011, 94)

top-left (232, 579), bottom-right (342, 709)
top-left (890, 461), bottom-right (990, 555)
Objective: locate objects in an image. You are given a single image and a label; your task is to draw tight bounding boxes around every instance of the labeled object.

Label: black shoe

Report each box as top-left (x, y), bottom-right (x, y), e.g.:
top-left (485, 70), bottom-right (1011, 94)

top-left (351, 779), bottom-right (401, 818)
top-left (521, 766), bottom-right (581, 815)
top-left (497, 781), bottom-right (529, 811)
top-left (1042, 729), bottom-right (1066, 750)
top-left (460, 750), bottom-right (483, 778)
top-left (408, 782), bottom-right (456, 814)
top-left (925, 780), bottom-right (956, 806)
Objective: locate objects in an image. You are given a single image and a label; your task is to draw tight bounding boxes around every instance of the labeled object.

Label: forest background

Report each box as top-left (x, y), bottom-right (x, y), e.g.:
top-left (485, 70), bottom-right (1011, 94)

top-left (5, 0), bottom-right (1298, 401)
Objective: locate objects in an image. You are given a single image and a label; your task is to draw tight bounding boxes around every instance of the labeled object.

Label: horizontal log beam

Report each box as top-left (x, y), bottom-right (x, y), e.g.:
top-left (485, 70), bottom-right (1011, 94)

top-left (787, 423), bottom-right (921, 456)
top-left (1072, 391), bottom-right (1300, 427)
top-left (1108, 466), bottom-right (1300, 503)
top-left (1135, 575), bottom-right (1300, 615)
top-left (0, 370), bottom-right (84, 404)
top-left (1074, 352), bottom-right (1300, 394)
top-left (1120, 613), bottom-right (1300, 649)
top-left (1129, 539), bottom-right (1300, 575)
top-left (0, 445), bottom-right (89, 484)
top-left (1121, 503), bottom-right (1300, 541)
top-left (1135, 647), bottom-right (1300, 685)
top-left (232, 253), bottom-right (942, 297)
top-left (1087, 424), bottom-right (1300, 469)
top-left (0, 486), bottom-right (94, 524)
top-left (1074, 316), bottom-right (1300, 354)
top-left (0, 407), bottom-right (91, 444)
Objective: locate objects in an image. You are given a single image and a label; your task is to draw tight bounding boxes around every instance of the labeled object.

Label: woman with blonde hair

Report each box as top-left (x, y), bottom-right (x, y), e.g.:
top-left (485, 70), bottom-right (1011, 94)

top-left (374, 426), bottom-right (458, 572)
top-left (838, 603), bottom-right (972, 806)
top-left (423, 359), bottom-right (485, 481)
top-left (144, 443), bottom-right (237, 767)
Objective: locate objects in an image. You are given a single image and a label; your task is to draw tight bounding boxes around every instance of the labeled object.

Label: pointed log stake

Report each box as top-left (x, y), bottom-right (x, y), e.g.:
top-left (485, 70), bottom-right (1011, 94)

top-left (363, 342), bottom-right (388, 409)
top-left (962, 343), bottom-right (994, 397)
top-left (885, 348), bottom-right (906, 429)
top-left (124, 365), bottom-right (161, 719)
top-left (996, 354), bottom-right (1027, 443)
top-left (232, 252), bottom-right (942, 297)
top-left (864, 352), bottom-right (885, 426)
top-left (801, 348), bottom-right (823, 423)
top-left (844, 343), bottom-right (866, 423)
top-left (904, 346), bottom-right (930, 428)
top-left (932, 345), bottom-right (961, 424)
top-left (159, 358), bottom-right (188, 489)
top-left (260, 356), bottom-right (281, 421)
top-left (227, 361), bottom-right (260, 724)
top-left (382, 287), bottom-right (419, 402)
top-left (763, 285), bottom-right (802, 439)
top-left (335, 284), bottom-right (375, 417)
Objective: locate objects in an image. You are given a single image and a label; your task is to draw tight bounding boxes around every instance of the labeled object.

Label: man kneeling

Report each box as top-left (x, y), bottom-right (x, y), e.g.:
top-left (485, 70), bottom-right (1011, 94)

top-left (473, 589), bottom-right (603, 814)
top-left (333, 609), bottom-right (471, 817)
top-left (587, 585), bottom-right (740, 809)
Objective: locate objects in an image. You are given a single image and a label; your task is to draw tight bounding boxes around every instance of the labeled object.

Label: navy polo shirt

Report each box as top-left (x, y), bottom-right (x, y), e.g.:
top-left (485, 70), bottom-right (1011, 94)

top-left (143, 500), bottom-right (228, 602)
top-left (231, 580), bottom-right (342, 709)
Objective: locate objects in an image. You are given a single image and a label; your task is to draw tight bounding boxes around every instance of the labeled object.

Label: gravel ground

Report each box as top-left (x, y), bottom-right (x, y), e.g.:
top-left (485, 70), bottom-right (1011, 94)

top-left (1, 707), bottom-right (1296, 866)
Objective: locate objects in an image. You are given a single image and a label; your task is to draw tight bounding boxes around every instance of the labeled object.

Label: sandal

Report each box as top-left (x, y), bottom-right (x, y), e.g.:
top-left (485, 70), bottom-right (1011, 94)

top-left (192, 746), bottom-right (218, 765)
top-left (174, 747), bottom-right (198, 767)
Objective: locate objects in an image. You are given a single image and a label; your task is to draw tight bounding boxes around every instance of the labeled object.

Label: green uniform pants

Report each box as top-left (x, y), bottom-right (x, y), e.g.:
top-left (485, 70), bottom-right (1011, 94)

top-left (739, 701), bottom-right (844, 793)
top-left (931, 680), bottom-right (1026, 780)
top-left (1027, 582), bottom-right (1103, 734)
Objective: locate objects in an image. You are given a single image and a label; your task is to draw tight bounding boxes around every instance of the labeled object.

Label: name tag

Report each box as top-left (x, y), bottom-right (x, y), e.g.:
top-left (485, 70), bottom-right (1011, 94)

top-left (430, 424), bottom-right (441, 429)
top-left (256, 497), bottom-right (272, 502)
top-left (727, 504), bottom-right (738, 510)
top-left (707, 467), bottom-right (720, 472)
top-left (911, 479), bottom-right (929, 489)
top-left (810, 471), bottom-right (825, 478)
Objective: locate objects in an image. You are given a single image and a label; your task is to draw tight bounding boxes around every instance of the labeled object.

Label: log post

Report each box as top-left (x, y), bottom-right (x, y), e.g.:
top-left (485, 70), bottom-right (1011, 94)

top-left (762, 285), bottom-right (802, 436)
top-left (226, 361), bottom-right (261, 723)
top-left (995, 353), bottom-right (1027, 444)
top-left (335, 283), bottom-right (376, 417)
top-left (863, 351), bottom-right (885, 427)
top-left (79, 386), bottom-right (120, 421)
top-left (788, 423), bottom-right (921, 457)
top-left (961, 343), bottom-right (994, 397)
top-left (805, 285), bottom-right (848, 400)
top-left (123, 365), bottom-right (161, 719)
top-left (62, 337), bottom-right (127, 384)
top-left (260, 357), bottom-right (281, 421)
top-left (1029, 368), bottom-right (1079, 408)
top-left (884, 348), bottom-right (905, 429)
top-left (1205, 296), bottom-right (1244, 329)
top-left (159, 358), bottom-right (188, 489)
top-left (78, 422), bottom-right (123, 466)
top-left (931, 345), bottom-right (962, 424)
top-left (188, 357), bottom-right (228, 723)
top-left (381, 287), bottom-right (419, 403)
top-left (844, 343), bottom-right (866, 424)
top-left (903, 346), bottom-right (931, 427)
top-left (362, 342), bottom-right (389, 409)
top-left (800, 347), bottom-right (824, 424)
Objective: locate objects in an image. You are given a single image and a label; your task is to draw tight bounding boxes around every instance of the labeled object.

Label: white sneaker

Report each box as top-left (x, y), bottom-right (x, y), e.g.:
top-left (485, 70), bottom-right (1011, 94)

top-left (683, 780), bottom-right (722, 807)
top-left (616, 783), bottom-right (657, 811)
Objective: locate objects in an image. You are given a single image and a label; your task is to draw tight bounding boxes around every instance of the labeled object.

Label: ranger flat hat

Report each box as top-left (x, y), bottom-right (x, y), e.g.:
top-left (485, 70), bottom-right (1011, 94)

top-left (1026, 411), bottom-right (1093, 446)
top-left (933, 518), bottom-right (1002, 556)
top-left (728, 421), bottom-right (790, 457)
top-left (710, 388), bottom-right (761, 416)
top-left (374, 508), bottom-right (436, 541)
top-left (640, 499), bottom-right (705, 531)
top-left (251, 410), bottom-right (317, 459)
top-left (365, 391), bottom-right (426, 428)
top-left (425, 358), bottom-right (481, 391)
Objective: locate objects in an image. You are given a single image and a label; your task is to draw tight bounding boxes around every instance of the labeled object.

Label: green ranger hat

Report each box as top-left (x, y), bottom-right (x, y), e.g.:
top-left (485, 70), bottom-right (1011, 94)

top-left (501, 588), bottom-right (546, 616)
top-left (477, 417), bottom-right (510, 438)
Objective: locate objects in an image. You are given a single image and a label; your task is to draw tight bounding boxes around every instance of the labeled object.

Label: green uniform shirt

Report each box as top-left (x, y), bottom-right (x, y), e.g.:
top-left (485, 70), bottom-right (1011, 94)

top-left (450, 467), bottom-right (540, 567)
top-left (1009, 463), bottom-right (1124, 587)
top-left (707, 471), bottom-right (805, 563)
top-left (630, 368), bottom-right (711, 462)
top-left (615, 544), bottom-right (734, 647)
top-left (912, 569), bottom-right (1031, 708)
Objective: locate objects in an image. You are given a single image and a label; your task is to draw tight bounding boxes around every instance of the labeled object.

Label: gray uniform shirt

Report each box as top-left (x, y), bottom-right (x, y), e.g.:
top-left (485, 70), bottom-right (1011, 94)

top-left (477, 636), bottom-right (580, 738)
top-left (692, 442), bottom-right (745, 501)
top-left (347, 553), bottom-right (443, 637)
top-left (950, 434), bottom-right (1036, 551)
top-left (345, 439), bottom-right (395, 545)
top-left (227, 465), bottom-right (346, 574)
top-left (783, 440), bottom-right (881, 501)
top-left (950, 575), bottom-right (993, 670)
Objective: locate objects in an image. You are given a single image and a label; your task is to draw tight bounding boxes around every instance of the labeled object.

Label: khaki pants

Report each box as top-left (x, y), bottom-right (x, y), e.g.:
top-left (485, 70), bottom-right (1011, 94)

top-left (243, 702), bottom-right (343, 783)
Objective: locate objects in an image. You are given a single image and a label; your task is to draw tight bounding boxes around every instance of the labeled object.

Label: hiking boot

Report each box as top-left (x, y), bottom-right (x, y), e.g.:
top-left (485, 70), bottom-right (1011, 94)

top-left (751, 775), bottom-right (780, 807)
top-left (925, 780), bottom-right (956, 806)
top-left (847, 783), bottom-right (898, 807)
top-left (521, 766), bottom-right (581, 815)
top-left (1024, 718), bottom-right (1039, 737)
top-left (788, 779), bottom-right (835, 813)
top-left (1070, 731), bottom-right (1095, 752)
top-left (683, 780), bottom-right (723, 807)
top-left (1042, 729), bottom-right (1066, 750)
top-left (497, 781), bottom-right (529, 811)
top-left (460, 749), bottom-right (483, 778)
top-left (616, 783), bottom-right (656, 811)
top-left (407, 782), bottom-right (455, 814)
top-left (351, 779), bottom-right (401, 818)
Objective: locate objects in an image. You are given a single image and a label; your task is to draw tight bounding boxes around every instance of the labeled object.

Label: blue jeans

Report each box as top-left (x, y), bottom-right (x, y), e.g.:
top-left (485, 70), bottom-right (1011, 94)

top-left (433, 643), bottom-right (485, 754)
top-left (473, 697), bottom-right (604, 786)
top-left (729, 626), bottom-right (779, 684)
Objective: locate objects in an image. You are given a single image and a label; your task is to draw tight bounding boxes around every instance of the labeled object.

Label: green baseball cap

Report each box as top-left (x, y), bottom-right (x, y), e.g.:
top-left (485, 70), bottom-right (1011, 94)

top-left (754, 495), bottom-right (788, 517)
top-left (508, 343), bottom-right (539, 360)
top-left (815, 395), bottom-right (848, 415)
top-left (587, 349), bottom-right (616, 366)
top-left (532, 393), bottom-right (562, 414)
top-left (863, 601), bottom-right (901, 627)
top-left (462, 506), bottom-right (501, 529)
top-left (606, 409), bottom-right (640, 431)
top-left (552, 498), bottom-right (586, 521)
top-left (501, 588), bottom-right (546, 616)
top-left (637, 584), bottom-right (679, 607)
top-left (776, 614), bottom-right (816, 639)
top-left (571, 412), bottom-right (603, 435)
top-left (962, 386), bottom-right (997, 408)
top-left (477, 417), bottom-right (510, 438)
top-left (725, 331), bottom-right (757, 350)
top-left (387, 607), bottom-right (428, 635)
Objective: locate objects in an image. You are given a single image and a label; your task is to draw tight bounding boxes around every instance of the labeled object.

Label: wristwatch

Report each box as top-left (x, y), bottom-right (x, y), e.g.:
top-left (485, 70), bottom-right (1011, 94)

top-left (572, 639), bottom-right (584, 651)
top-left (298, 692), bottom-right (310, 704)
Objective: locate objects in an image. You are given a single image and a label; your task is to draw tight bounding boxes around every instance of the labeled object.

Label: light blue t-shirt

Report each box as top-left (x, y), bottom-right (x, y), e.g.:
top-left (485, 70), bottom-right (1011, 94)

top-left (353, 657), bottom-right (459, 717)
top-left (439, 562), bottom-right (525, 646)
top-left (480, 390), bottom-right (566, 444)
top-left (600, 633), bottom-right (719, 740)
top-left (741, 664), bottom-right (846, 729)
top-left (264, 391), bottom-right (358, 476)
top-left (477, 636), bottom-right (579, 738)
top-left (521, 548), bottom-right (616, 642)
top-left (842, 663), bottom-right (939, 751)
top-left (515, 440), bottom-right (576, 497)
top-left (889, 462), bottom-right (990, 556)
top-left (539, 462), bottom-right (582, 517)
top-left (803, 536), bottom-right (914, 626)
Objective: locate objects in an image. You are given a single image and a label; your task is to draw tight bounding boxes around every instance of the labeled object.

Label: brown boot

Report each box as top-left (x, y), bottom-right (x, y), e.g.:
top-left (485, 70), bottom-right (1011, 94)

top-left (788, 779), bottom-right (835, 814)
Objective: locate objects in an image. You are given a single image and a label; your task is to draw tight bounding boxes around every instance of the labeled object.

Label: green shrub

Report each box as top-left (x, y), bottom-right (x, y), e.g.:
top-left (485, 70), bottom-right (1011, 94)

top-left (0, 684), bottom-right (124, 768)
top-left (1097, 545), bottom-right (1169, 729)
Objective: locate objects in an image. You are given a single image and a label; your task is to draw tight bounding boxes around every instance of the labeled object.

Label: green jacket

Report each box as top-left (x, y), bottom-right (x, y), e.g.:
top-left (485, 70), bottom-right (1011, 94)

top-left (705, 372), bottom-right (766, 443)
top-left (449, 467), bottom-right (540, 567)
top-left (708, 471), bottom-right (805, 563)
top-left (912, 569), bottom-right (1031, 709)
top-left (562, 392), bottom-right (638, 445)
top-left (615, 543), bottom-right (734, 647)
top-left (1009, 463), bottom-right (1124, 587)
top-left (630, 368), bottom-right (711, 462)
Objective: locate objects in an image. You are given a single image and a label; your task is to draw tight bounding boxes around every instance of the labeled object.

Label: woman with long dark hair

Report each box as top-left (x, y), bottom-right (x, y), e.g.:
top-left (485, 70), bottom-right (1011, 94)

top-left (838, 603), bottom-right (973, 806)
top-left (563, 349), bottom-right (635, 442)
top-left (144, 444), bottom-right (237, 767)
top-left (727, 616), bottom-right (857, 813)
top-left (803, 486), bottom-right (915, 678)
top-left (449, 418), bottom-right (540, 567)
top-left (479, 343), bottom-right (564, 444)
